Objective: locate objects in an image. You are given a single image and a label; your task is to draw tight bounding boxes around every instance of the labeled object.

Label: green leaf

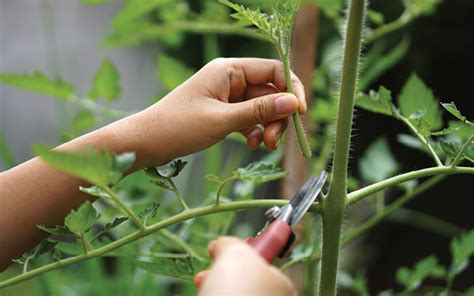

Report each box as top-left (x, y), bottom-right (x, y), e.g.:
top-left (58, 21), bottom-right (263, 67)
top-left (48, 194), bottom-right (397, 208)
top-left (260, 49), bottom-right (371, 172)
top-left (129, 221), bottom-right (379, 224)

top-left (219, 0), bottom-right (300, 55)
top-left (359, 138), bottom-right (398, 183)
top-left (147, 159), bottom-right (188, 179)
top-left (33, 145), bottom-right (114, 186)
top-left (13, 240), bottom-right (58, 264)
top-left (37, 225), bottom-right (75, 236)
top-left (0, 71), bottom-right (74, 100)
top-left (352, 274), bottom-right (369, 296)
top-left (367, 10), bottom-right (385, 26)
top-left (431, 126), bottom-right (460, 136)
top-left (441, 102), bottom-right (473, 125)
top-left (439, 140), bottom-right (460, 159)
top-left (450, 229), bottom-right (474, 276)
top-left (395, 255), bottom-right (446, 291)
top-left (415, 117), bottom-right (431, 138)
top-left (113, 152), bottom-right (136, 174)
top-left (157, 54), bottom-right (194, 90)
top-left (356, 86), bottom-right (393, 116)
top-left (449, 121), bottom-right (474, 139)
top-left (466, 286), bottom-right (474, 296)
top-left (138, 202), bottom-right (160, 219)
top-left (92, 217), bottom-right (128, 241)
top-left (88, 58), bottom-right (121, 101)
top-left (310, 98), bottom-right (337, 123)
top-left (64, 201), bottom-right (100, 234)
top-left (0, 131), bottom-right (16, 169)
top-left (134, 254), bottom-right (209, 281)
top-left (79, 185), bottom-right (110, 199)
top-left (71, 109), bottom-right (96, 135)
top-left (398, 73), bottom-right (442, 130)
top-left (111, 0), bottom-right (166, 29)
top-left (403, 0), bottom-right (441, 17)
top-left (233, 162), bottom-right (288, 183)
top-left (317, 0), bottom-right (344, 19)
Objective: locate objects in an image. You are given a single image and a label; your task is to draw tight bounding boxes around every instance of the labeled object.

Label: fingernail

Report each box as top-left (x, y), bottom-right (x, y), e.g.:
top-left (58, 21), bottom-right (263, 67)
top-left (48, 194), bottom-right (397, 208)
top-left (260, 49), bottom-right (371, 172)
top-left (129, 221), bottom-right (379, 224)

top-left (208, 240), bottom-right (217, 258)
top-left (274, 94), bottom-right (297, 114)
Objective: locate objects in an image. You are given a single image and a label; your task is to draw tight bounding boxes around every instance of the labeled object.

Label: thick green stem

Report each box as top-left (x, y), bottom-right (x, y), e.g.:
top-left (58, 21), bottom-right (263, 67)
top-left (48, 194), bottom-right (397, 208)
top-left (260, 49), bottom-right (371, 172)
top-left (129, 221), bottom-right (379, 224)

top-left (282, 57), bottom-right (312, 159)
top-left (0, 199), bottom-right (321, 289)
top-left (102, 186), bottom-right (145, 231)
top-left (319, 1), bottom-right (365, 295)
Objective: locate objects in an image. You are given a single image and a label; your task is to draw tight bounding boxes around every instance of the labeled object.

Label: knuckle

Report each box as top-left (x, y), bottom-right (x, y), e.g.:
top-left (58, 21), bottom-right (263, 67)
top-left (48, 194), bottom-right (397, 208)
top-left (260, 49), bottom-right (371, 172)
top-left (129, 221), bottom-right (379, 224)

top-left (207, 57), bottom-right (228, 69)
top-left (252, 98), bottom-right (269, 124)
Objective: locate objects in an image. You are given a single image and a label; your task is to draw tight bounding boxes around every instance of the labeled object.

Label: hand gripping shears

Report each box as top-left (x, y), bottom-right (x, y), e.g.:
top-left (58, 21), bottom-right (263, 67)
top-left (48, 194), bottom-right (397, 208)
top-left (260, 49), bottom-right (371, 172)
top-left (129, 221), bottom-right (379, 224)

top-left (246, 171), bottom-right (328, 262)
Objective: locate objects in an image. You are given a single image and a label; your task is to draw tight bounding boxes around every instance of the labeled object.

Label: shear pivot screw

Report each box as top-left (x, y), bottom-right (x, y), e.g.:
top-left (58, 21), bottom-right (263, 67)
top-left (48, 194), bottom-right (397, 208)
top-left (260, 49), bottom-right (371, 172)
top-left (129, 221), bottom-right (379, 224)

top-left (265, 206), bottom-right (281, 222)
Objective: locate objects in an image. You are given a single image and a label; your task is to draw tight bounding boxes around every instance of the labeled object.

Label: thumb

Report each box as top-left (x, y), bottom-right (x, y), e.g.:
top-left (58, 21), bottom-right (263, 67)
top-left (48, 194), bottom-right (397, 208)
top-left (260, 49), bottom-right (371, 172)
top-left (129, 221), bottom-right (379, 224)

top-left (229, 93), bottom-right (298, 130)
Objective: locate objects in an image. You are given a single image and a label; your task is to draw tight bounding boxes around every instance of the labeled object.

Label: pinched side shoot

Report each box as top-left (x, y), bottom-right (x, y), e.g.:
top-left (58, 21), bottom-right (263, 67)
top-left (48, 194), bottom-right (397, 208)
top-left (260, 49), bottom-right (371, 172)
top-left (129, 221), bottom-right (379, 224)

top-left (219, 0), bottom-right (312, 158)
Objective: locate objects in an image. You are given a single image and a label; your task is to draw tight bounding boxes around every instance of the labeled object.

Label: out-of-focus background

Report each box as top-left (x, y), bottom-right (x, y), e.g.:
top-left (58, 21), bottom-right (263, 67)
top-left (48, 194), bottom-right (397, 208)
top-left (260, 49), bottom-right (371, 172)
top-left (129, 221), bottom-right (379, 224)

top-left (0, 0), bottom-right (157, 164)
top-left (1, 0), bottom-right (473, 295)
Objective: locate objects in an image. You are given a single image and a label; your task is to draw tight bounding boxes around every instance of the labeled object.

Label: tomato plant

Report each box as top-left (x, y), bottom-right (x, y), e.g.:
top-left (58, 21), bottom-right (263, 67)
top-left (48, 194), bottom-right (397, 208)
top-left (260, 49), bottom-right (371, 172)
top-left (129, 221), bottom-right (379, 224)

top-left (0, 0), bottom-right (473, 295)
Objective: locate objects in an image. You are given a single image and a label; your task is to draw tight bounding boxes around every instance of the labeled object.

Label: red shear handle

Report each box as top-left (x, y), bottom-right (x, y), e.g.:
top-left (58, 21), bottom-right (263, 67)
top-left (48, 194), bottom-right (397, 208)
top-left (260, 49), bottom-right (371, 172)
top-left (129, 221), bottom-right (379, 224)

top-left (249, 220), bottom-right (292, 263)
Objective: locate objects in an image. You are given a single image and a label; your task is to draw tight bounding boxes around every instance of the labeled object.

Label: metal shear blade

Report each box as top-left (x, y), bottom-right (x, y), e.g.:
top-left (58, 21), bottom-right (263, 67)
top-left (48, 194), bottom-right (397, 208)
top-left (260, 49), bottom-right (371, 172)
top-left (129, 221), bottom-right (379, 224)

top-left (288, 171), bottom-right (327, 227)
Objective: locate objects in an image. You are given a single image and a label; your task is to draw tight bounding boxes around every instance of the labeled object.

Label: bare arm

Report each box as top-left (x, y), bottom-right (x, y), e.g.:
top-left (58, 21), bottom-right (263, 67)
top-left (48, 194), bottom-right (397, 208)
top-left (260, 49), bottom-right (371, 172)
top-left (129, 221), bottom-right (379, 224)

top-left (0, 58), bottom-right (306, 271)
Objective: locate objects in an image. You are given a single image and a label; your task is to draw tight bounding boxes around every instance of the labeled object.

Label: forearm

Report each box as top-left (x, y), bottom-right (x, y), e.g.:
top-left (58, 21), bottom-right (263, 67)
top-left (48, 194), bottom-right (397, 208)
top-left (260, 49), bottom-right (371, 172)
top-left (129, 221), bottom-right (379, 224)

top-left (0, 115), bottom-right (149, 271)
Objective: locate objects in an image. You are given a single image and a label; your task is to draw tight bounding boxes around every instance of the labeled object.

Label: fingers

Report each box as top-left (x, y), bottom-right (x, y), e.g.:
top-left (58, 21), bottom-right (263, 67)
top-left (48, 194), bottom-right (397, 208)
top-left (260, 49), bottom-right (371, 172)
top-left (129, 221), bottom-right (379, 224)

top-left (206, 58), bottom-right (306, 113)
top-left (197, 236), bottom-right (296, 295)
top-left (241, 125), bottom-right (264, 150)
top-left (228, 92), bottom-right (298, 131)
top-left (264, 119), bottom-right (288, 150)
top-left (194, 270), bottom-right (208, 289)
top-left (208, 236), bottom-right (249, 260)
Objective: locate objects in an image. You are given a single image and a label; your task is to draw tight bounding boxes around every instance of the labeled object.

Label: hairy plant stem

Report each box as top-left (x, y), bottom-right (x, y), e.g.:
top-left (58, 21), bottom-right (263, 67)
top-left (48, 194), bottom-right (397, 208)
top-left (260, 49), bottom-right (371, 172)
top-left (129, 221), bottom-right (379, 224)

top-left (0, 199), bottom-right (321, 289)
top-left (282, 56), bottom-right (312, 159)
top-left (319, 1), bottom-right (365, 295)
top-left (347, 166), bottom-right (474, 206)
top-left (102, 186), bottom-right (145, 231)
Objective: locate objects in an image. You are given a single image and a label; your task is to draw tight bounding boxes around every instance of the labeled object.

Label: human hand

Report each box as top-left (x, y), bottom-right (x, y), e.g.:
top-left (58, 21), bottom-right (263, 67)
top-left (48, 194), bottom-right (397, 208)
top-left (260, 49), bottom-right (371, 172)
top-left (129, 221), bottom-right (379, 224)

top-left (110, 58), bottom-right (306, 167)
top-left (195, 237), bottom-right (296, 296)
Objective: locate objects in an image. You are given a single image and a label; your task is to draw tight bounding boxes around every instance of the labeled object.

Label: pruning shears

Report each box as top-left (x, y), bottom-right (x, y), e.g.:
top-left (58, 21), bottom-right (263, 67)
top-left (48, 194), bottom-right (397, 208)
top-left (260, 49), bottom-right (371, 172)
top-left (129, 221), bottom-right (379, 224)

top-left (246, 171), bottom-right (328, 262)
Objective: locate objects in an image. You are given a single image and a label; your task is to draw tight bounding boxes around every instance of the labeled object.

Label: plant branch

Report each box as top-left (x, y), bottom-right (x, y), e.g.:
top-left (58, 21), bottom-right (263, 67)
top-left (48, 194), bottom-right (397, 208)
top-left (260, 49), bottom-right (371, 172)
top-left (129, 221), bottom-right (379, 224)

top-left (167, 178), bottom-right (189, 210)
top-left (80, 233), bottom-right (88, 254)
top-left (0, 199), bottom-right (321, 289)
top-left (215, 176), bottom-right (237, 206)
top-left (319, 0), bottom-right (365, 295)
top-left (365, 13), bottom-right (411, 44)
top-left (388, 207), bottom-right (464, 238)
top-left (343, 175), bottom-right (445, 245)
top-left (68, 94), bottom-right (133, 120)
top-left (347, 166), bottom-right (474, 206)
top-left (101, 186), bottom-right (145, 231)
top-left (282, 53), bottom-right (312, 158)
top-left (451, 135), bottom-right (473, 167)
top-left (283, 175), bottom-right (446, 271)
top-left (397, 114), bottom-right (443, 166)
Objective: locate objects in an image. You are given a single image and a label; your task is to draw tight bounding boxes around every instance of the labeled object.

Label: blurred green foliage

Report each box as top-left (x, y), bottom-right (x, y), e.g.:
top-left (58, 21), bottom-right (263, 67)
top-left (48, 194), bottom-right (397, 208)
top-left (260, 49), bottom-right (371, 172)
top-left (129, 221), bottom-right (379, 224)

top-left (0, 0), bottom-right (473, 295)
